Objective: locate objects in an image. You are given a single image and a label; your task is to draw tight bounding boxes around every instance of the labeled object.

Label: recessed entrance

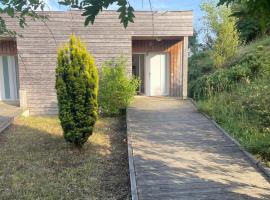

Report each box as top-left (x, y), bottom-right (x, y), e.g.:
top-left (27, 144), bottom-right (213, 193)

top-left (132, 53), bottom-right (169, 96)
top-left (132, 38), bottom-right (185, 97)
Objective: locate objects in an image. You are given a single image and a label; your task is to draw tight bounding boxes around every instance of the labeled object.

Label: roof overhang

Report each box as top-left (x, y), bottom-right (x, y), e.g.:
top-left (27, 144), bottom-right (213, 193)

top-left (132, 36), bottom-right (184, 41)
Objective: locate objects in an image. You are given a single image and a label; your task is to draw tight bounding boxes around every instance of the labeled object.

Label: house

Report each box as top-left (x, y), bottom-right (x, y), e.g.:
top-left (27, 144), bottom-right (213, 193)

top-left (0, 10), bottom-right (193, 115)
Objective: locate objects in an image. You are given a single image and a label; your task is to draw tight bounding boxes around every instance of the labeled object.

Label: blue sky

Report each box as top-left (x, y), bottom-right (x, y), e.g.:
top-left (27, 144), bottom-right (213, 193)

top-left (129, 0), bottom-right (203, 24)
top-left (44, 0), bottom-right (203, 28)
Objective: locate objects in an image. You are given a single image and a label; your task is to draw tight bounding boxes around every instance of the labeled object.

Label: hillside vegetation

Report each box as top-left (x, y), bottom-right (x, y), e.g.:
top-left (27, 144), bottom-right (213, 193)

top-left (189, 37), bottom-right (270, 163)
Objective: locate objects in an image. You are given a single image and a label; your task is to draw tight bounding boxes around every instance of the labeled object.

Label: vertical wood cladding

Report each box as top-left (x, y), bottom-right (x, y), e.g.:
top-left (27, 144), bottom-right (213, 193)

top-left (2, 10), bottom-right (193, 115)
top-left (132, 39), bottom-right (183, 97)
top-left (182, 36), bottom-right (189, 99)
top-left (0, 40), bottom-right (17, 56)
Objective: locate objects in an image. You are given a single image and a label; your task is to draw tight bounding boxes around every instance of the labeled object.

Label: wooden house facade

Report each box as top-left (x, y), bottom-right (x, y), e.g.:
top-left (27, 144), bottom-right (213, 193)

top-left (0, 10), bottom-right (193, 115)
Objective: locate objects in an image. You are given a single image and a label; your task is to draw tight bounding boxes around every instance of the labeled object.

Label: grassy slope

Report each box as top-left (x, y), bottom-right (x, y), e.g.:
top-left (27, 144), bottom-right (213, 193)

top-left (0, 117), bottom-right (130, 200)
top-left (190, 37), bottom-right (270, 164)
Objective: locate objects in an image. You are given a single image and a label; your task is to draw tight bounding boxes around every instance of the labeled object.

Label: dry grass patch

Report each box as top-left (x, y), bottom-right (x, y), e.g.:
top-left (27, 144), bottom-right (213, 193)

top-left (0, 116), bottom-right (130, 200)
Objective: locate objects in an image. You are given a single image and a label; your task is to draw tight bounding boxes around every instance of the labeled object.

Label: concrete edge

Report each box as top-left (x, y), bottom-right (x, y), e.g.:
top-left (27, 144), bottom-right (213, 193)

top-left (188, 98), bottom-right (270, 182)
top-left (126, 108), bottom-right (139, 200)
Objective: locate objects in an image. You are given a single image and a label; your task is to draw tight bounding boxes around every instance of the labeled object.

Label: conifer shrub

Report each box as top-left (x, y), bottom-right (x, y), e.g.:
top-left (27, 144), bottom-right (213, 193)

top-left (55, 35), bottom-right (99, 147)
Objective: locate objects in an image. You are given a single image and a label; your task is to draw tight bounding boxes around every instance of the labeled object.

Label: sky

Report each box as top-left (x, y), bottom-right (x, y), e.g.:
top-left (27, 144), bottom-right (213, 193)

top-left (44, 0), bottom-right (203, 29)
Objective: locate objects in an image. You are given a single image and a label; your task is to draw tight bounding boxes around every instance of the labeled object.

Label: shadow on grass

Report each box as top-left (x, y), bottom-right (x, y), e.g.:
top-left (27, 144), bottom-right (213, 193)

top-left (0, 116), bottom-right (130, 200)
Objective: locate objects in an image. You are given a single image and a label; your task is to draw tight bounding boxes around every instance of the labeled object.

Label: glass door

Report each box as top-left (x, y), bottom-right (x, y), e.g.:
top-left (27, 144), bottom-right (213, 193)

top-left (0, 56), bottom-right (19, 101)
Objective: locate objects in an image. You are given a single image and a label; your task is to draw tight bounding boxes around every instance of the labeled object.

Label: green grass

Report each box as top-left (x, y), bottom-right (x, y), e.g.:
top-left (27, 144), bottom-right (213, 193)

top-left (226, 37), bottom-right (270, 67)
top-left (0, 116), bottom-right (130, 200)
top-left (197, 84), bottom-right (270, 165)
top-left (189, 37), bottom-right (270, 165)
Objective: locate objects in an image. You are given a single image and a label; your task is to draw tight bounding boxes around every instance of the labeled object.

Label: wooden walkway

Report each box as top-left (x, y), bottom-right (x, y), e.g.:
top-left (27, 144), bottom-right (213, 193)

top-left (127, 97), bottom-right (270, 200)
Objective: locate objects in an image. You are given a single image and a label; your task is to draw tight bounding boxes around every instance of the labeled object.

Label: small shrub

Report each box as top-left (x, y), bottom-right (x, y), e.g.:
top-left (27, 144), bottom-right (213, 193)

top-left (99, 56), bottom-right (140, 116)
top-left (243, 79), bottom-right (270, 132)
top-left (188, 51), bottom-right (214, 97)
top-left (55, 35), bottom-right (99, 147)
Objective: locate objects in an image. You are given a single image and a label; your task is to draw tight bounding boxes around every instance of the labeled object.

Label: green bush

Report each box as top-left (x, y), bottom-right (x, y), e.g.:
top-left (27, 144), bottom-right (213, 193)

top-left (99, 56), bottom-right (140, 116)
top-left (190, 46), bottom-right (269, 99)
top-left (243, 79), bottom-right (270, 132)
top-left (55, 35), bottom-right (99, 147)
top-left (188, 51), bottom-right (214, 97)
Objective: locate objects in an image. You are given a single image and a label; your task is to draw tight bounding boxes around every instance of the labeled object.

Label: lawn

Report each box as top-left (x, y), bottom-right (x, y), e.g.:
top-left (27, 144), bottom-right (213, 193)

top-left (0, 116), bottom-right (130, 200)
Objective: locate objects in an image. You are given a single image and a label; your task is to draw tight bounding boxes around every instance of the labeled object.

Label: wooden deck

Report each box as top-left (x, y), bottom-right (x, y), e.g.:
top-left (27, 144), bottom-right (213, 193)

top-left (0, 103), bottom-right (21, 133)
top-left (127, 96), bottom-right (270, 200)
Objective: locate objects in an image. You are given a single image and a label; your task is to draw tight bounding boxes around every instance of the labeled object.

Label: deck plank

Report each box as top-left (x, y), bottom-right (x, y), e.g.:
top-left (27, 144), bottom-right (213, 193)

top-left (127, 97), bottom-right (270, 200)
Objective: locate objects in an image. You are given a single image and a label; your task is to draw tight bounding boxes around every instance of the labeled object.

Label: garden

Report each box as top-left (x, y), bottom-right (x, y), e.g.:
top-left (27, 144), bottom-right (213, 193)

top-left (189, 0), bottom-right (270, 166)
top-left (0, 35), bottom-right (139, 199)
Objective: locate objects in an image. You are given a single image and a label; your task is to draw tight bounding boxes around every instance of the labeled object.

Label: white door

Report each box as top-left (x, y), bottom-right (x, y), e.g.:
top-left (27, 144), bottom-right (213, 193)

top-left (0, 56), bottom-right (19, 101)
top-left (146, 53), bottom-right (169, 96)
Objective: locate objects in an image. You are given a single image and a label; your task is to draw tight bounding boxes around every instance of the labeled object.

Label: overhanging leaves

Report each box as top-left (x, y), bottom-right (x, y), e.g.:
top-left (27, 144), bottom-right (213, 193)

top-left (0, 0), bottom-right (47, 36)
top-left (0, 0), bottom-right (137, 36)
top-left (60, 0), bottom-right (135, 28)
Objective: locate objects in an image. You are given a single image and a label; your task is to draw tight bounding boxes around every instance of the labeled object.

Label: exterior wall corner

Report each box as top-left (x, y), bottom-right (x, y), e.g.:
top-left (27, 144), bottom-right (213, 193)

top-left (182, 36), bottom-right (189, 99)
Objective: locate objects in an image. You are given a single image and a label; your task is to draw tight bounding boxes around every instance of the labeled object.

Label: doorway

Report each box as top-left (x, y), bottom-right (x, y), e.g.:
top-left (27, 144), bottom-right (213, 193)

top-left (146, 53), bottom-right (169, 96)
top-left (132, 54), bottom-right (145, 94)
top-left (0, 56), bottom-right (19, 101)
top-left (132, 53), bottom-right (169, 96)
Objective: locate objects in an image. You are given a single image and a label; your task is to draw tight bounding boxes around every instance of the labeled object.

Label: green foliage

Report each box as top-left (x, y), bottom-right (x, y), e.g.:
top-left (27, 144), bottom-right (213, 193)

top-left (201, 0), bottom-right (239, 67)
top-left (198, 78), bottom-right (270, 161)
top-left (189, 29), bottom-right (200, 55)
top-left (231, 3), bottom-right (260, 42)
top-left (59, 0), bottom-right (135, 28)
top-left (0, 0), bottom-right (47, 36)
top-left (191, 45), bottom-right (269, 99)
top-left (55, 35), bottom-right (99, 147)
top-left (0, 0), bottom-right (136, 36)
top-left (219, 0), bottom-right (270, 40)
top-left (244, 79), bottom-right (270, 132)
top-left (191, 37), bottom-right (270, 162)
top-left (99, 56), bottom-right (140, 116)
top-left (188, 51), bottom-right (214, 96)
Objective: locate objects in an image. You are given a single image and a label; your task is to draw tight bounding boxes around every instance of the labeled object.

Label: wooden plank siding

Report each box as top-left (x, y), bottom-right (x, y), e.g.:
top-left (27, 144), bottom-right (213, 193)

top-left (132, 39), bottom-right (183, 97)
top-left (1, 10), bottom-right (193, 115)
top-left (182, 36), bottom-right (189, 99)
top-left (0, 40), bottom-right (17, 55)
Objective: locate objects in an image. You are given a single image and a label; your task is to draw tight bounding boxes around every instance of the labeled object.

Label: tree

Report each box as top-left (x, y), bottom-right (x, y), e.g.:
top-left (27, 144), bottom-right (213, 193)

top-left (201, 0), bottom-right (239, 67)
top-left (231, 2), bottom-right (260, 42)
top-left (55, 35), bottom-right (99, 147)
top-left (0, 0), bottom-right (136, 36)
top-left (189, 28), bottom-right (200, 55)
top-left (218, 0), bottom-right (270, 38)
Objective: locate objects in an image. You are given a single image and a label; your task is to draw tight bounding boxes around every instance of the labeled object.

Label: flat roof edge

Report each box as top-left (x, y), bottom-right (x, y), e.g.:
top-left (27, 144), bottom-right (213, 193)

top-left (34, 10), bottom-right (193, 13)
